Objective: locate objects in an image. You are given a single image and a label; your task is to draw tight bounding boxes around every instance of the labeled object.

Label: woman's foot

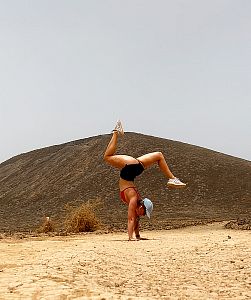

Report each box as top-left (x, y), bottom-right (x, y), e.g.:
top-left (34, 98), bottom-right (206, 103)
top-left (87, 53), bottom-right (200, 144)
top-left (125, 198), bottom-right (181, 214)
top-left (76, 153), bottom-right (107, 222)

top-left (113, 120), bottom-right (124, 135)
top-left (167, 177), bottom-right (186, 188)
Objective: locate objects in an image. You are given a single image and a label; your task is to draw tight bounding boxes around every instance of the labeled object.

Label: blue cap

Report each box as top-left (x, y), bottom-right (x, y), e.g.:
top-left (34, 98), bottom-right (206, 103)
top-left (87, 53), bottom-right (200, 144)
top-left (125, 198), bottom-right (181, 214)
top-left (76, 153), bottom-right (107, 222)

top-left (143, 198), bottom-right (153, 218)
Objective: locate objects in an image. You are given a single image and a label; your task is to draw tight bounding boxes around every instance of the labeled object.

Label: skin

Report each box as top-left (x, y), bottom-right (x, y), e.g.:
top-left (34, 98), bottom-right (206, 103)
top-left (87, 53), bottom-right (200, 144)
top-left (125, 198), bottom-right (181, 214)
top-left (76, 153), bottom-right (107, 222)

top-left (104, 131), bottom-right (176, 241)
top-left (122, 185), bottom-right (145, 241)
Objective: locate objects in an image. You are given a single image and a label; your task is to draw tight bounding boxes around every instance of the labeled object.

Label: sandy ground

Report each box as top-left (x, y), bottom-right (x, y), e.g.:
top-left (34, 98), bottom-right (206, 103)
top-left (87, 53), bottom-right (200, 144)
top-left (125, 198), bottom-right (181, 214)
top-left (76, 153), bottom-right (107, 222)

top-left (0, 223), bottom-right (250, 300)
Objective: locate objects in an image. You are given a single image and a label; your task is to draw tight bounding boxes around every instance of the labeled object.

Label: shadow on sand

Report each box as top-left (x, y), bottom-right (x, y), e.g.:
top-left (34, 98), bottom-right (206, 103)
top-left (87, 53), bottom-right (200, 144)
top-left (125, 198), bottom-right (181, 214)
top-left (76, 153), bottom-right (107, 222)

top-left (111, 237), bottom-right (158, 242)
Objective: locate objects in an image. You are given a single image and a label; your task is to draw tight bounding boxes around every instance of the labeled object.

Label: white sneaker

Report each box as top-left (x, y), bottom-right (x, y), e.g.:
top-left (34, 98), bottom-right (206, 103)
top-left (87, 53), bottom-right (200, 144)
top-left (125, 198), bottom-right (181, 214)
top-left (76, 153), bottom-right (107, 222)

top-left (113, 120), bottom-right (124, 135)
top-left (167, 177), bottom-right (186, 188)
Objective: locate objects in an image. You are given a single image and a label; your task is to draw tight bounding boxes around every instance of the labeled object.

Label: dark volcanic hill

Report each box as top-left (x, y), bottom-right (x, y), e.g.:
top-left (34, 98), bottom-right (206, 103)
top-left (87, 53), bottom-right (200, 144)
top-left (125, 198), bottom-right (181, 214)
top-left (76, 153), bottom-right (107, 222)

top-left (0, 133), bottom-right (250, 232)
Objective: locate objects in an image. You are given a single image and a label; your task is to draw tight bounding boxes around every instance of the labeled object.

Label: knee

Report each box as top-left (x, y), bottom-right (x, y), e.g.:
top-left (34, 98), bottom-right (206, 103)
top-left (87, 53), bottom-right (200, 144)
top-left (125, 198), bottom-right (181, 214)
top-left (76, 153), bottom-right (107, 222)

top-left (155, 151), bottom-right (164, 160)
top-left (103, 153), bottom-right (110, 163)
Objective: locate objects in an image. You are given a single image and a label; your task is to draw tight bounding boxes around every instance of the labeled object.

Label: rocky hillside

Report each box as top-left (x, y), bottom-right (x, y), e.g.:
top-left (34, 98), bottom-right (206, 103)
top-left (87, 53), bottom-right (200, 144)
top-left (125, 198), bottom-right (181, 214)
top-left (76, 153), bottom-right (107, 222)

top-left (0, 133), bottom-right (250, 232)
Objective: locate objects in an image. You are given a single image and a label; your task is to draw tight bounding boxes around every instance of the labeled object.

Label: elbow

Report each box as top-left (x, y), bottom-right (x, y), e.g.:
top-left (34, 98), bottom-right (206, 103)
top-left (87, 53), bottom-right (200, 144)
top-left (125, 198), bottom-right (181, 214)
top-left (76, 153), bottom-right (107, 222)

top-left (128, 216), bottom-right (136, 223)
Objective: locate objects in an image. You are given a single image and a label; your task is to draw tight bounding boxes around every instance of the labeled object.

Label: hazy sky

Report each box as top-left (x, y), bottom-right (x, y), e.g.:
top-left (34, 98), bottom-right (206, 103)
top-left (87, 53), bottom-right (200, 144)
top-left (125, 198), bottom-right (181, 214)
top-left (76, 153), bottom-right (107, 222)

top-left (0, 0), bottom-right (250, 163)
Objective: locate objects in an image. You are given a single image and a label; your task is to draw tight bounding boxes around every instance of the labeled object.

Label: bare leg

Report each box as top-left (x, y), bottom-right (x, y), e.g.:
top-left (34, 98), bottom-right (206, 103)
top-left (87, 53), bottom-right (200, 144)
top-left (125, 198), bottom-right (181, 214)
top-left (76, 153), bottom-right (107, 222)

top-left (104, 132), bottom-right (138, 169)
top-left (104, 131), bottom-right (118, 157)
top-left (137, 151), bottom-right (186, 187)
top-left (137, 152), bottom-right (175, 179)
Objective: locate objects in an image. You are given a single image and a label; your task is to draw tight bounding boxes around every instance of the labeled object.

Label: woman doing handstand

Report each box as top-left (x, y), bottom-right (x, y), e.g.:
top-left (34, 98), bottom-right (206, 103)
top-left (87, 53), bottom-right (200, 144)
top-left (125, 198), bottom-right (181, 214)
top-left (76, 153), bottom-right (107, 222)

top-left (104, 121), bottom-right (186, 241)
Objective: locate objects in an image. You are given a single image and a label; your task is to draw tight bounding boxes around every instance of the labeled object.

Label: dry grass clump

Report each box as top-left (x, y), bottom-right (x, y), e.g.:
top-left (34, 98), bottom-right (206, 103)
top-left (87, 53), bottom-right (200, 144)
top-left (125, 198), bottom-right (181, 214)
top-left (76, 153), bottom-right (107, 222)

top-left (225, 219), bottom-right (251, 230)
top-left (37, 217), bottom-right (56, 233)
top-left (64, 199), bottom-right (102, 233)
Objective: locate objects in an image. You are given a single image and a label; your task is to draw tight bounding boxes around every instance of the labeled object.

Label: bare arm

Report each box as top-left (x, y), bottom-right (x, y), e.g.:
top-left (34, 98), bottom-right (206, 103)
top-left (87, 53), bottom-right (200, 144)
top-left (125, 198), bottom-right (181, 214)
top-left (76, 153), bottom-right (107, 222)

top-left (127, 196), bottom-right (138, 241)
top-left (134, 217), bottom-right (140, 240)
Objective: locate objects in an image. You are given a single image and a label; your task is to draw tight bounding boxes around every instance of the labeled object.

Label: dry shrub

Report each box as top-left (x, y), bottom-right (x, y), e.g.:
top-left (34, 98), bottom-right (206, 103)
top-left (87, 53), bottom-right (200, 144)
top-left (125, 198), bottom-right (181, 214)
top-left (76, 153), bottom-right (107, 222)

top-left (37, 217), bottom-right (56, 233)
top-left (225, 219), bottom-right (251, 230)
top-left (64, 198), bottom-right (102, 233)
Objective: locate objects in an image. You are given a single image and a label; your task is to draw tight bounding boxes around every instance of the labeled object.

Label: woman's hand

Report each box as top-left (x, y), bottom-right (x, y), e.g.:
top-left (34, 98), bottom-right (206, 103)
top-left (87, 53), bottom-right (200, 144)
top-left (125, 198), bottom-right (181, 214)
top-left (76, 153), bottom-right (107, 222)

top-left (128, 237), bottom-right (140, 241)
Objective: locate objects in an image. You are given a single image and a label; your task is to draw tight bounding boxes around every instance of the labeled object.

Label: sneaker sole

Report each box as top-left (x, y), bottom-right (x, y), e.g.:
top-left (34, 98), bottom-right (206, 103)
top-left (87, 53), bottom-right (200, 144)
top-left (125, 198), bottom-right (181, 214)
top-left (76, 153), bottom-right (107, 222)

top-left (117, 121), bottom-right (124, 135)
top-left (167, 183), bottom-right (186, 189)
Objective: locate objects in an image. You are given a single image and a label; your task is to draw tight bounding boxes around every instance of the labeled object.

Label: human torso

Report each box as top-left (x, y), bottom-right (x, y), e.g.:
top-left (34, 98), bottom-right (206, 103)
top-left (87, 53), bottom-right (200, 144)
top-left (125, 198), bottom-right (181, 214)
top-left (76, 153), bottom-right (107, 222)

top-left (119, 178), bottom-right (136, 191)
top-left (119, 161), bottom-right (144, 204)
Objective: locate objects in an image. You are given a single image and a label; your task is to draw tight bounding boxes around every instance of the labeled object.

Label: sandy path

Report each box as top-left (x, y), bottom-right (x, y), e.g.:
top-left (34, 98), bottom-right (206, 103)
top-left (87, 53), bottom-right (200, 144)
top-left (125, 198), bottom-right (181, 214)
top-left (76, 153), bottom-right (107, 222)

top-left (0, 223), bottom-right (250, 300)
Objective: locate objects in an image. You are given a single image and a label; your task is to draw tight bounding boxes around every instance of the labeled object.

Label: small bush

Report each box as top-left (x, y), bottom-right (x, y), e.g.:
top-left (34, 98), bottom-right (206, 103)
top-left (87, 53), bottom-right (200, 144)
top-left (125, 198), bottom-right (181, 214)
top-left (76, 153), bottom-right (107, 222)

top-left (64, 199), bottom-right (102, 233)
top-left (37, 217), bottom-right (56, 233)
top-left (225, 219), bottom-right (251, 230)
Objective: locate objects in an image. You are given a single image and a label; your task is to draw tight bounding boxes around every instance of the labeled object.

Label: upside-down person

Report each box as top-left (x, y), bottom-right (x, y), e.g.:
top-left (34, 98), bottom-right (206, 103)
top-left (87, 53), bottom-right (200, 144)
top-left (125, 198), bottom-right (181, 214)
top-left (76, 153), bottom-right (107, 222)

top-left (104, 120), bottom-right (186, 241)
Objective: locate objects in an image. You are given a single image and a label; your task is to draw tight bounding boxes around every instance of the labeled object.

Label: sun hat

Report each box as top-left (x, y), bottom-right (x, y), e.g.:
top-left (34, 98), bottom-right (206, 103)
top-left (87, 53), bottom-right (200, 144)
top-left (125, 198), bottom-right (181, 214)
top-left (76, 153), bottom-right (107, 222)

top-left (142, 198), bottom-right (153, 218)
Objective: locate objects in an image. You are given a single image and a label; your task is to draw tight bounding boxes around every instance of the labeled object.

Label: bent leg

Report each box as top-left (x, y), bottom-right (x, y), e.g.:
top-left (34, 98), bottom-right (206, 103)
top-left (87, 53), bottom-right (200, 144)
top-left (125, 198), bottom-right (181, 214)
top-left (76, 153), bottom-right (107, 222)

top-left (104, 132), bottom-right (138, 168)
top-left (137, 152), bottom-right (175, 179)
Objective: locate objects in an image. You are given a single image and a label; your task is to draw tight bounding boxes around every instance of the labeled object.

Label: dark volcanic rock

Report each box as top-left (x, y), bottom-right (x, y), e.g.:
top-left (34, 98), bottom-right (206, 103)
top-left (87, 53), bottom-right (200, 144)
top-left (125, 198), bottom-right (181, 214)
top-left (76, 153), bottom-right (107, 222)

top-left (0, 132), bottom-right (250, 232)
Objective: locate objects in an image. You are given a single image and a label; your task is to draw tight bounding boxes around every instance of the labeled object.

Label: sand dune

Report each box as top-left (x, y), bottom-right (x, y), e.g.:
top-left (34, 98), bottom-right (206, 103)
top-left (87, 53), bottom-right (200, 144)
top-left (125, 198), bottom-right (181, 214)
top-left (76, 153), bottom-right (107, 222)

top-left (0, 223), bottom-right (250, 300)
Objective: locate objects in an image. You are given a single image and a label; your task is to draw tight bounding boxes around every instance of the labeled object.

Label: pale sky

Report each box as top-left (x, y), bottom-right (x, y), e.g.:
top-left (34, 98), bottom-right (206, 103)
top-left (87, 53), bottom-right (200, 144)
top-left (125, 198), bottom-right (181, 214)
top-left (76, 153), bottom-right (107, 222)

top-left (0, 0), bottom-right (250, 163)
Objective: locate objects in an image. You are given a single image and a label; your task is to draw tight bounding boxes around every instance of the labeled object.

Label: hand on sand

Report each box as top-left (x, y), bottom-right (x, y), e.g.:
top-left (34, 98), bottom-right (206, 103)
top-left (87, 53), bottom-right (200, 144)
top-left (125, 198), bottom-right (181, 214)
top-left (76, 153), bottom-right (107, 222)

top-left (128, 237), bottom-right (140, 242)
